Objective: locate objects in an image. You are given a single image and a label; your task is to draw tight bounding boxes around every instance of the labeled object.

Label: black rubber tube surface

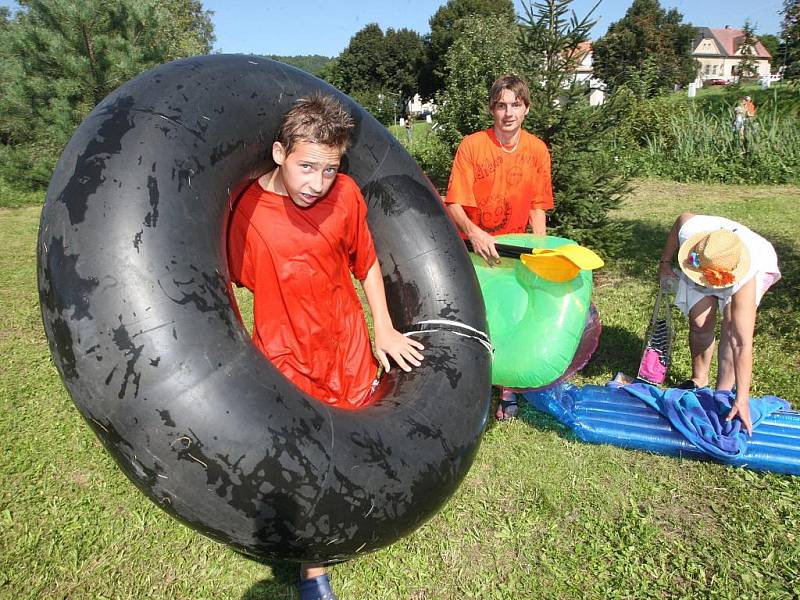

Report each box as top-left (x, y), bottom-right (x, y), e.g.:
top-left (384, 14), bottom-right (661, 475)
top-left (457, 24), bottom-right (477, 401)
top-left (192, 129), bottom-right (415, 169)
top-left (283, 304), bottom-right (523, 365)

top-left (37, 55), bottom-right (491, 562)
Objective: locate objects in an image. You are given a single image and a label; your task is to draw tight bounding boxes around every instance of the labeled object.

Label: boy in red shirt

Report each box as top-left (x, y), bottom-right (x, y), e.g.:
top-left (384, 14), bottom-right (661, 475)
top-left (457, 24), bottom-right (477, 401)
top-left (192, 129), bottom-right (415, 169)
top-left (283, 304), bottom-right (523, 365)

top-left (227, 94), bottom-right (424, 600)
top-left (445, 74), bottom-right (555, 420)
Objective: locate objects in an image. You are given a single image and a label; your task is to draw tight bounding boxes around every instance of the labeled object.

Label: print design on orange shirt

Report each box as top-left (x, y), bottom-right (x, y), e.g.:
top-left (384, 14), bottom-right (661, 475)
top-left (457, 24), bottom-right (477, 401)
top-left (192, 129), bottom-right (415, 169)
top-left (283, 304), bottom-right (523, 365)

top-left (478, 195), bottom-right (512, 233)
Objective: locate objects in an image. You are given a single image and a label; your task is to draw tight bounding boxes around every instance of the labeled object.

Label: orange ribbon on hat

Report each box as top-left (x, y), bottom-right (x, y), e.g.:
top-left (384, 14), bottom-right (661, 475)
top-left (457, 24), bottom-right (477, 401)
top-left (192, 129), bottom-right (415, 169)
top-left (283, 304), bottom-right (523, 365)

top-left (702, 267), bottom-right (736, 286)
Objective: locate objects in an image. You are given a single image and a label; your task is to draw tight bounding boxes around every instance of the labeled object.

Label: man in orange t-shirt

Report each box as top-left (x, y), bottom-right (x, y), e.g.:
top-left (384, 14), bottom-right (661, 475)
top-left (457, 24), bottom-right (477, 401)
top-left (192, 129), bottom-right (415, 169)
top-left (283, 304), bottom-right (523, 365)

top-left (445, 74), bottom-right (554, 420)
top-left (445, 74), bottom-right (554, 265)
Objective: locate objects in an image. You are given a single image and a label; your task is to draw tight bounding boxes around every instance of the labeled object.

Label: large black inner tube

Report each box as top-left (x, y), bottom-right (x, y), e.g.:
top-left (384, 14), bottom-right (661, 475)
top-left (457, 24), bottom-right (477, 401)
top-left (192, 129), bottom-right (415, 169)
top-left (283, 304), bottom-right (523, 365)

top-left (37, 55), bottom-right (491, 562)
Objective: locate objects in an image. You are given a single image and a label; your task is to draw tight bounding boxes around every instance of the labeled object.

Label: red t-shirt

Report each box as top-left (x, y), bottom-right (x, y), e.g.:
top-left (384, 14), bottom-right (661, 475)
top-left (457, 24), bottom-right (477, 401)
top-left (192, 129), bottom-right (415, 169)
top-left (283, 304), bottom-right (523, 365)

top-left (227, 173), bottom-right (378, 408)
top-left (445, 129), bottom-right (554, 235)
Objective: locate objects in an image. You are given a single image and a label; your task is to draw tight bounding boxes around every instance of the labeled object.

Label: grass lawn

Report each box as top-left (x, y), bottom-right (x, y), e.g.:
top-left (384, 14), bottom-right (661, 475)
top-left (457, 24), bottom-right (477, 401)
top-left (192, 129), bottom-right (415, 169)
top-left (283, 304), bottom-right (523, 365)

top-left (2, 179), bottom-right (800, 599)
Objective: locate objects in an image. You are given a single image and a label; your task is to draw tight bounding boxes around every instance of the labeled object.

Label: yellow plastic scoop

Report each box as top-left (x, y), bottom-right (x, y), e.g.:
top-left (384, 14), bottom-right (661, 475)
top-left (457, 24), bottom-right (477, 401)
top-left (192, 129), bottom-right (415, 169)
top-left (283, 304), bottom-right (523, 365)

top-left (521, 245), bottom-right (604, 282)
top-left (466, 240), bottom-right (604, 283)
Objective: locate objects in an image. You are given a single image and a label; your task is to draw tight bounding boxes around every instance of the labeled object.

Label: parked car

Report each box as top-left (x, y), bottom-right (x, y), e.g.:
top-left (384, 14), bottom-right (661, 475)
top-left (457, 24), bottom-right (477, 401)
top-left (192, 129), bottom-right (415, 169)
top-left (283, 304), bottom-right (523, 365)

top-left (706, 78), bottom-right (732, 86)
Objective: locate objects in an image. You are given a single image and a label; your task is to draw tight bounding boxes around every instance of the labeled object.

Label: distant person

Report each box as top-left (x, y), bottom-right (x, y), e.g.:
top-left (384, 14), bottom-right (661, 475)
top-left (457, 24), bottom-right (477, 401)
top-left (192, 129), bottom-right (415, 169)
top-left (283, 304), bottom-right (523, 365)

top-left (733, 99), bottom-right (746, 138)
top-left (228, 93), bottom-right (424, 600)
top-left (743, 95), bottom-right (756, 119)
top-left (404, 114), bottom-right (413, 143)
top-left (444, 73), bottom-right (554, 419)
top-left (658, 212), bottom-right (781, 435)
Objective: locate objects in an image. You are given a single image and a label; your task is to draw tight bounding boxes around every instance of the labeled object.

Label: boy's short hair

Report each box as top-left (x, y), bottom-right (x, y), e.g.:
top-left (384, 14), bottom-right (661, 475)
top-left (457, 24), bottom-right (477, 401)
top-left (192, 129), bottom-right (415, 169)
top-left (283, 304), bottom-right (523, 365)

top-left (277, 93), bottom-right (355, 155)
top-left (489, 75), bottom-right (531, 110)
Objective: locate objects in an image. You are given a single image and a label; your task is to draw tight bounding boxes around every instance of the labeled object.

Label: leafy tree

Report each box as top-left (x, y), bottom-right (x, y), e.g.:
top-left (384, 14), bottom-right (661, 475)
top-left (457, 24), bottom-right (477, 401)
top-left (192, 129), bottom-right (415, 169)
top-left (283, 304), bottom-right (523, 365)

top-left (592, 0), bottom-right (697, 96)
top-left (736, 20), bottom-right (759, 80)
top-left (781, 0), bottom-right (800, 79)
top-left (433, 13), bottom-right (521, 150)
top-left (0, 0), bottom-right (214, 189)
top-left (322, 24), bottom-right (424, 100)
top-left (419, 0), bottom-right (516, 98)
top-left (321, 23), bottom-right (425, 125)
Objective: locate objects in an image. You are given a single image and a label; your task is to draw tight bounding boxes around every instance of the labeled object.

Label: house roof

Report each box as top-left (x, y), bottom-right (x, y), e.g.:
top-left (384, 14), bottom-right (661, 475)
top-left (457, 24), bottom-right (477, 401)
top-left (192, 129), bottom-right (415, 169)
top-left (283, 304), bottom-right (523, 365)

top-left (568, 41), bottom-right (593, 72)
top-left (694, 27), bottom-right (771, 59)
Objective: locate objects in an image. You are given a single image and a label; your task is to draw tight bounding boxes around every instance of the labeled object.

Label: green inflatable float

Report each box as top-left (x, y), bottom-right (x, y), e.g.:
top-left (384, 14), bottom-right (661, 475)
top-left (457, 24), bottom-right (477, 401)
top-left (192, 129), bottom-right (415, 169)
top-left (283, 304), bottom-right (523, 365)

top-left (470, 233), bottom-right (601, 389)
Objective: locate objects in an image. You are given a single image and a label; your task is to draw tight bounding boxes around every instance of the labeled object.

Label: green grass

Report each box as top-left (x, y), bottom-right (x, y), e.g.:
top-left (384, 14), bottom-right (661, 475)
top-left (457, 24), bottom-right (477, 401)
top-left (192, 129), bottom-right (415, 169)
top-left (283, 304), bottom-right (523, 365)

top-left (3, 179), bottom-right (800, 599)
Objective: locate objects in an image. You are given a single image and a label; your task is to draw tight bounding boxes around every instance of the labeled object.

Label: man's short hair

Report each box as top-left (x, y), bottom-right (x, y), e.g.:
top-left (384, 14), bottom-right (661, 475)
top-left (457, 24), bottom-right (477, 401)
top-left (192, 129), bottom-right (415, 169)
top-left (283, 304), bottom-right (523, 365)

top-left (277, 93), bottom-right (355, 155)
top-left (489, 75), bottom-right (531, 110)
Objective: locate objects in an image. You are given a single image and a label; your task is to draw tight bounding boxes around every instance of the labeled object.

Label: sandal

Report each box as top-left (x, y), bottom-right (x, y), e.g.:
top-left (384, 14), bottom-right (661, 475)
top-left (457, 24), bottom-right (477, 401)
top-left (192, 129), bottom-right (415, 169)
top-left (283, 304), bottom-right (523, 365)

top-left (496, 390), bottom-right (519, 420)
top-left (676, 379), bottom-right (699, 390)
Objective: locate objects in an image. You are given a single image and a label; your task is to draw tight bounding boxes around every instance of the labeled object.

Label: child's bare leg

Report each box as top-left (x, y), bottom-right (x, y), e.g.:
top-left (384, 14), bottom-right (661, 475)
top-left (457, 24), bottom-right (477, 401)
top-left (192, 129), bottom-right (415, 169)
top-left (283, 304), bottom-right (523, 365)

top-left (301, 564), bottom-right (326, 580)
top-left (299, 563), bottom-right (337, 599)
top-left (687, 296), bottom-right (717, 387)
top-left (717, 302), bottom-right (736, 391)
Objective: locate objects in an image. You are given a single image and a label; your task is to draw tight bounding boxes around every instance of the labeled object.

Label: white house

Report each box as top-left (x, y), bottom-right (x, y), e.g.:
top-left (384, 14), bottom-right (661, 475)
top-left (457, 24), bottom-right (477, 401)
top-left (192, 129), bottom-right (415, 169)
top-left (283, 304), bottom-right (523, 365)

top-left (692, 26), bottom-right (772, 82)
top-left (570, 41), bottom-right (606, 106)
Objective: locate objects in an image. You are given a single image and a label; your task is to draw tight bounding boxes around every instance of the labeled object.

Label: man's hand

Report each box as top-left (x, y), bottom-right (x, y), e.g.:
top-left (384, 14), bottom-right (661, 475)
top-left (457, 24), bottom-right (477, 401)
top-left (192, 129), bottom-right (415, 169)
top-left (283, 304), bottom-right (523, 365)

top-left (467, 226), bottom-right (500, 266)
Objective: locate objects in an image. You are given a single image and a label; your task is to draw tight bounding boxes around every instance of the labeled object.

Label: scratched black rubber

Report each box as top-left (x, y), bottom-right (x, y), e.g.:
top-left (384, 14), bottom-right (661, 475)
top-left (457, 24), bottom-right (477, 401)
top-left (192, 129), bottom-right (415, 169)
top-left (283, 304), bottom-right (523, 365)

top-left (37, 55), bottom-right (492, 563)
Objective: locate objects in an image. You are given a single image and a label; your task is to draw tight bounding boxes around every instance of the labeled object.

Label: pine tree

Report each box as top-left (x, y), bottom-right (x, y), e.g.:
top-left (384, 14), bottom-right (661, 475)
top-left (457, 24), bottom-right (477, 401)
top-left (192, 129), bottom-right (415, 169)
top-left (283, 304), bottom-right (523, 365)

top-left (0, 0), bottom-right (214, 189)
top-left (737, 20), bottom-right (759, 81)
top-left (518, 0), bottom-right (630, 255)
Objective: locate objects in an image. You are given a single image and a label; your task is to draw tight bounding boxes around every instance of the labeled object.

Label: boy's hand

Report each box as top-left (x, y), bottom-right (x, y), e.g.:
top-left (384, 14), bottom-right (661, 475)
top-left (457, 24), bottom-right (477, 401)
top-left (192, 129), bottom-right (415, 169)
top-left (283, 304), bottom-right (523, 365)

top-left (374, 327), bottom-right (424, 373)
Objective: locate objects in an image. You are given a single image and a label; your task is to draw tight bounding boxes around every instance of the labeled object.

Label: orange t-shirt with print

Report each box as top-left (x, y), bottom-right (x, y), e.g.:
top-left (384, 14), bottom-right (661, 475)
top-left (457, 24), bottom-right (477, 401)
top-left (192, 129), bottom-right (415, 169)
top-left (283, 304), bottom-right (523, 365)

top-left (445, 129), bottom-right (554, 235)
top-left (227, 173), bottom-right (378, 409)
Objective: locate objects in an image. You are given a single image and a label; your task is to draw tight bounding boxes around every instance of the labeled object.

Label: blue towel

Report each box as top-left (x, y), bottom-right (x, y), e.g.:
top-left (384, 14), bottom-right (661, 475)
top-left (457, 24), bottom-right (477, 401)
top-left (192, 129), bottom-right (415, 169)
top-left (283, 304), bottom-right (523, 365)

top-left (621, 383), bottom-right (790, 460)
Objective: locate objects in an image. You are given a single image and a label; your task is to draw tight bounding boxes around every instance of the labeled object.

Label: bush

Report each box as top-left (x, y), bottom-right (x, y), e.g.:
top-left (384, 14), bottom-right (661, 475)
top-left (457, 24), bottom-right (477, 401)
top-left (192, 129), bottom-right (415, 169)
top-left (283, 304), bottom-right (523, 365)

top-left (634, 104), bottom-right (800, 184)
top-left (611, 86), bottom-right (800, 185)
top-left (401, 127), bottom-right (453, 191)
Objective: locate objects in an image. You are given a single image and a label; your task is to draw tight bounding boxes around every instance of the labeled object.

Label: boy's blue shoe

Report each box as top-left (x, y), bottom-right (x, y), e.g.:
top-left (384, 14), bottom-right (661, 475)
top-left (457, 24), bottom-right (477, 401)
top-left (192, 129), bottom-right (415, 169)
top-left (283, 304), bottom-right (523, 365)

top-left (299, 573), bottom-right (338, 600)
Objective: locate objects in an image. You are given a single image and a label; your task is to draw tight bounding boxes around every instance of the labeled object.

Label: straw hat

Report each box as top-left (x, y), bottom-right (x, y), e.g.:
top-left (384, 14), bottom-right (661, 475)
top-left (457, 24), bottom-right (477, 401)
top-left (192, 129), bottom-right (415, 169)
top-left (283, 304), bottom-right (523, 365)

top-left (677, 229), bottom-right (750, 289)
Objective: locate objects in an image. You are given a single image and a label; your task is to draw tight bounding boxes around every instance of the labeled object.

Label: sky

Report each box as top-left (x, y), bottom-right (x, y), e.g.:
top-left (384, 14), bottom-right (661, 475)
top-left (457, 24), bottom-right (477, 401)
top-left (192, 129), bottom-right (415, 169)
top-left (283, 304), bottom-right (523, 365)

top-left (203, 0), bottom-right (786, 57)
top-left (0, 0), bottom-right (787, 57)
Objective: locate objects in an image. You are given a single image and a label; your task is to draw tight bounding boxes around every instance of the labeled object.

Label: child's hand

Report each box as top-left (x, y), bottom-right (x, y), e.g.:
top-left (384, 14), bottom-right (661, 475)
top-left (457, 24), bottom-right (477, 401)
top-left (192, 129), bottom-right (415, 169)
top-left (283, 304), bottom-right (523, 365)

top-left (374, 327), bottom-right (424, 373)
top-left (727, 395), bottom-right (753, 437)
top-left (658, 261), bottom-right (677, 286)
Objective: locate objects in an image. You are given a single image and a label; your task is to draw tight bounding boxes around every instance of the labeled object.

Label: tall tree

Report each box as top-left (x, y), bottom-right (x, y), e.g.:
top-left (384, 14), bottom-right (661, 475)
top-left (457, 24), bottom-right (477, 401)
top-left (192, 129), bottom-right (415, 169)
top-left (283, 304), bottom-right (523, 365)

top-left (0, 0), bottom-right (215, 188)
top-left (592, 0), bottom-right (697, 96)
top-left (781, 0), bottom-right (800, 79)
top-left (736, 20), bottom-right (759, 80)
top-left (419, 0), bottom-right (516, 98)
top-left (321, 23), bottom-right (425, 124)
top-left (433, 13), bottom-right (521, 149)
